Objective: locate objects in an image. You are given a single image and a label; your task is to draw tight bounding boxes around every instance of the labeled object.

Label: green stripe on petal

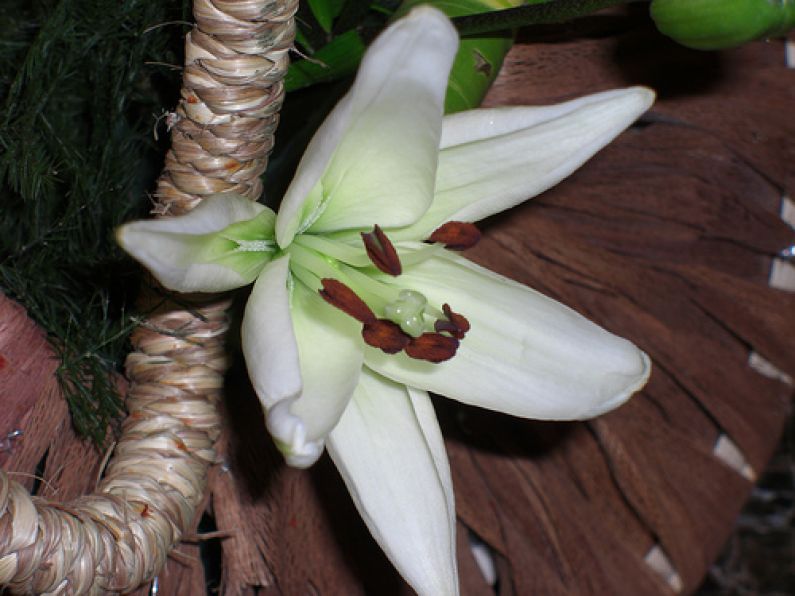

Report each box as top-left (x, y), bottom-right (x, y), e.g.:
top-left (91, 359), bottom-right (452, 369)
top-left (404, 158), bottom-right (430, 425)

top-left (244, 259), bottom-right (365, 468)
top-left (391, 87), bottom-right (655, 241)
top-left (117, 194), bottom-right (275, 292)
top-left (365, 252), bottom-right (651, 420)
top-left (242, 256), bottom-right (314, 465)
top-left (327, 371), bottom-right (458, 596)
top-left (285, 282), bottom-right (364, 462)
top-left (276, 7), bottom-right (459, 246)
top-left (293, 233), bottom-right (373, 268)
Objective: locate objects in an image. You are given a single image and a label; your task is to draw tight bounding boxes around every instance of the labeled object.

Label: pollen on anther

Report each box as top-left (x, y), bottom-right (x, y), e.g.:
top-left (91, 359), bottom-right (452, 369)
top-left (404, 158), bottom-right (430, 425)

top-left (405, 333), bottom-right (459, 363)
top-left (319, 279), bottom-right (376, 324)
top-left (443, 303), bottom-right (470, 338)
top-left (427, 221), bottom-right (481, 250)
top-left (362, 224), bottom-right (402, 276)
top-left (362, 319), bottom-right (410, 354)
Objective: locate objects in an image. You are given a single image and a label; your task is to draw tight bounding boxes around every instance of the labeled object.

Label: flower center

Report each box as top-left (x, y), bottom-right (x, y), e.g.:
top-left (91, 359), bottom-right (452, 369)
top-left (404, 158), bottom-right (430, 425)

top-left (383, 290), bottom-right (426, 337)
top-left (310, 223), bottom-right (478, 363)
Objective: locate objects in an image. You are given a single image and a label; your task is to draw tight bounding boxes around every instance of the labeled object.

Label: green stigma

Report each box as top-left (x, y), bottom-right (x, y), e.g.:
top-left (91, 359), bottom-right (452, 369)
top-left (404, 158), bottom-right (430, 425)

top-left (384, 290), bottom-right (428, 337)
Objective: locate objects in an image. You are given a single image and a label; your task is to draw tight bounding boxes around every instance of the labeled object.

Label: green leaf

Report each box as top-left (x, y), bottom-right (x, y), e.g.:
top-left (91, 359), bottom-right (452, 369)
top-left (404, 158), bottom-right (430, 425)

top-left (444, 35), bottom-right (512, 113)
top-left (285, 30), bottom-right (366, 92)
top-left (394, 0), bottom-right (521, 113)
top-left (294, 26), bottom-right (315, 53)
top-left (308, 0), bottom-right (346, 34)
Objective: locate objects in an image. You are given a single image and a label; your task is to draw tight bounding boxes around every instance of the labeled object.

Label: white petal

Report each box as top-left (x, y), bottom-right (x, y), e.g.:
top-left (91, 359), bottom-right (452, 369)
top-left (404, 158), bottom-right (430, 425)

top-left (392, 87), bottom-right (655, 241)
top-left (327, 371), bottom-right (458, 596)
top-left (439, 87), bottom-right (654, 148)
top-left (283, 282), bottom-right (364, 466)
top-left (117, 194), bottom-right (272, 292)
top-left (366, 253), bottom-right (651, 420)
top-left (275, 7), bottom-right (458, 246)
top-left (241, 256), bottom-right (315, 466)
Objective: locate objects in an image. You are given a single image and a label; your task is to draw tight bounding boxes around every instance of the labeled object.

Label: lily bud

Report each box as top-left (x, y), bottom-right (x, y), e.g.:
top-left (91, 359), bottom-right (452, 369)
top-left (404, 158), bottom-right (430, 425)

top-left (650, 0), bottom-right (795, 50)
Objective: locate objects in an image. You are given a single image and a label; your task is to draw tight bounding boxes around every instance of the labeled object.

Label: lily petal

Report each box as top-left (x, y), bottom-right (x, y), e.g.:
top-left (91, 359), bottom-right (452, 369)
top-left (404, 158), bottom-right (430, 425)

top-left (285, 282), bottom-right (364, 466)
top-left (327, 371), bottom-right (458, 596)
top-left (242, 256), bottom-right (318, 466)
top-left (365, 253), bottom-right (651, 420)
top-left (117, 194), bottom-right (274, 292)
top-left (392, 87), bottom-right (655, 241)
top-left (275, 6), bottom-right (458, 246)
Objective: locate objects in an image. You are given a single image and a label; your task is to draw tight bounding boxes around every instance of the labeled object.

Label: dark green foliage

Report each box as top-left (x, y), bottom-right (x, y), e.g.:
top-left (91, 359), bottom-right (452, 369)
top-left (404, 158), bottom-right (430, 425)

top-left (289, 0), bottom-right (394, 83)
top-left (0, 0), bottom-right (188, 444)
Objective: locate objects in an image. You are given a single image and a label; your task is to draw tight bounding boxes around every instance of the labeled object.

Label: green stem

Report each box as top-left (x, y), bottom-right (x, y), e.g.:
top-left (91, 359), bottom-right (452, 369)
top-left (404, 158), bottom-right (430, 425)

top-left (452, 0), bottom-right (647, 35)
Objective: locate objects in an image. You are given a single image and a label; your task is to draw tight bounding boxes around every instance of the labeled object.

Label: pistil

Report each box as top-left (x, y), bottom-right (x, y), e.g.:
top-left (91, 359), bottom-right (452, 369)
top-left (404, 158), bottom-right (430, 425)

top-left (383, 290), bottom-right (427, 337)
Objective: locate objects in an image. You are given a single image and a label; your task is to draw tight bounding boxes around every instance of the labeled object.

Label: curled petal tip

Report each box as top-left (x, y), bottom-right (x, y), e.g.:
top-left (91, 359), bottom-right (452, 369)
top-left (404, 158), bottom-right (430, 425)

top-left (628, 85), bottom-right (656, 112)
top-left (582, 348), bottom-right (652, 419)
top-left (267, 400), bottom-right (325, 468)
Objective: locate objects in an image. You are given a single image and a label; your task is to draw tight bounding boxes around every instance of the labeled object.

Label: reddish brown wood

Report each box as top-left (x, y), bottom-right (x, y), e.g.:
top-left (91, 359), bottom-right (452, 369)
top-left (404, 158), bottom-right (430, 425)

top-left (444, 13), bottom-right (794, 595)
top-left (0, 295), bottom-right (60, 474)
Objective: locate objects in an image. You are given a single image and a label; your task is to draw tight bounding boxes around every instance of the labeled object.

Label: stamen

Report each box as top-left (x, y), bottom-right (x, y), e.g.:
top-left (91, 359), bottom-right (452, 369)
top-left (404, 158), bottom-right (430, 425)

top-left (434, 303), bottom-right (470, 339)
top-left (318, 279), bottom-right (465, 363)
top-left (319, 278), bottom-right (412, 354)
top-left (319, 278), bottom-right (376, 324)
top-left (362, 319), bottom-right (411, 354)
top-left (427, 221), bottom-right (481, 250)
top-left (362, 224), bottom-right (402, 276)
top-left (405, 333), bottom-right (459, 363)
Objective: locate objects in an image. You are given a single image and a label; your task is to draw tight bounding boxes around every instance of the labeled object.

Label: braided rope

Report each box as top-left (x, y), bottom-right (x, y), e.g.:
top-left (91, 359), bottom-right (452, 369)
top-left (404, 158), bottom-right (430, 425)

top-left (0, 0), bottom-right (296, 592)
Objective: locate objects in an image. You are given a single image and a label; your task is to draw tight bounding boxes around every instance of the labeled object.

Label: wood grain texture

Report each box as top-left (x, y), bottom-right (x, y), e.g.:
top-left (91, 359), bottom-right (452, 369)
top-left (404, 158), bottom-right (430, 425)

top-left (0, 294), bottom-right (108, 502)
top-left (449, 12), bottom-right (794, 594)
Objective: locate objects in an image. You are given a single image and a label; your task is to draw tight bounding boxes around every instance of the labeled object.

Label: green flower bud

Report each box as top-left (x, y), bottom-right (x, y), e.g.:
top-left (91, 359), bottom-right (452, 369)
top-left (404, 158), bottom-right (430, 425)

top-left (650, 0), bottom-right (795, 50)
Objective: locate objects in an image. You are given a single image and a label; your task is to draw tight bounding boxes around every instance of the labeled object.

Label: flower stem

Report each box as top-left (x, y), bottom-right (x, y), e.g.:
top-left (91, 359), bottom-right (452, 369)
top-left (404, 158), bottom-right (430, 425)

top-left (452, 0), bottom-right (647, 36)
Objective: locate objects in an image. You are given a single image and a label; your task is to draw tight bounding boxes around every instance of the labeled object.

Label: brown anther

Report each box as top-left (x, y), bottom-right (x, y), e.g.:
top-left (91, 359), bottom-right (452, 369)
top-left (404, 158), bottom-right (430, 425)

top-left (319, 278), bottom-right (376, 324)
top-left (427, 221), bottom-right (481, 250)
top-left (362, 319), bottom-right (411, 354)
top-left (434, 319), bottom-right (459, 337)
top-left (362, 224), bottom-right (402, 276)
top-left (405, 333), bottom-right (459, 363)
top-left (436, 303), bottom-right (470, 339)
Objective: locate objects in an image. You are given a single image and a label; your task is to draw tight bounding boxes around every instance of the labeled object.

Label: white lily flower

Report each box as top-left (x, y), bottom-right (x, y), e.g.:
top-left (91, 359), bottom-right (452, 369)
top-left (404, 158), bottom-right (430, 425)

top-left (117, 7), bottom-right (653, 595)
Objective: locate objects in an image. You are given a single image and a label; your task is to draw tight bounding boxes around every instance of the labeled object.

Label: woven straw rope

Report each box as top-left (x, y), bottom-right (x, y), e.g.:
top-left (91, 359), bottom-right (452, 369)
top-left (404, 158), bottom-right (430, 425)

top-left (0, 0), bottom-right (296, 592)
